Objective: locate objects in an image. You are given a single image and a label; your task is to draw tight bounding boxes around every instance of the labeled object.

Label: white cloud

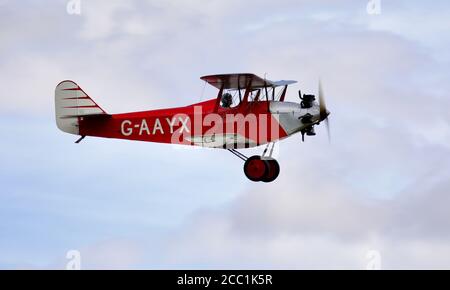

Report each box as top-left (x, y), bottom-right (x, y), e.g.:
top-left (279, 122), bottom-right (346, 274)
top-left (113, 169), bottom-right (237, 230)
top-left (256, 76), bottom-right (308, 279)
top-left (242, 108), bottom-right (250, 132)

top-left (150, 157), bottom-right (450, 269)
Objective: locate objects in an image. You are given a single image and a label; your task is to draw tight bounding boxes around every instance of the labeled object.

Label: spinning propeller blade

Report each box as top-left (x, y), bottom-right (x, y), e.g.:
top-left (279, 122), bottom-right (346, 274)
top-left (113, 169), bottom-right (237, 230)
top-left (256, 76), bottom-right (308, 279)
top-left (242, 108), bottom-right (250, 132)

top-left (318, 80), bottom-right (331, 142)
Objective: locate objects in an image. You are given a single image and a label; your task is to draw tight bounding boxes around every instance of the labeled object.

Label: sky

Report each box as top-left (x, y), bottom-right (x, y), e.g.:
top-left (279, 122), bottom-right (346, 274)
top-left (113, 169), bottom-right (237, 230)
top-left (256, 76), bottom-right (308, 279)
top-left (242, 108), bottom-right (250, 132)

top-left (0, 0), bottom-right (450, 269)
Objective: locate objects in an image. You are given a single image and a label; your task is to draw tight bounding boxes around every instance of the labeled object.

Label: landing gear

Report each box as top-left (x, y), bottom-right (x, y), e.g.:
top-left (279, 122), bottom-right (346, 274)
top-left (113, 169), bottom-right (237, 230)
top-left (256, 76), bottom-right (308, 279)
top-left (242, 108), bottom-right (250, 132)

top-left (229, 144), bottom-right (280, 183)
top-left (243, 156), bottom-right (280, 183)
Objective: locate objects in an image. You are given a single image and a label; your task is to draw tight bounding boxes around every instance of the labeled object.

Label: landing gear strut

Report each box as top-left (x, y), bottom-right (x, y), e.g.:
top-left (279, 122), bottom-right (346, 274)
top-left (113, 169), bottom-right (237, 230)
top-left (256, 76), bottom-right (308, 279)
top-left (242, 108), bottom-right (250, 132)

top-left (228, 143), bottom-right (280, 183)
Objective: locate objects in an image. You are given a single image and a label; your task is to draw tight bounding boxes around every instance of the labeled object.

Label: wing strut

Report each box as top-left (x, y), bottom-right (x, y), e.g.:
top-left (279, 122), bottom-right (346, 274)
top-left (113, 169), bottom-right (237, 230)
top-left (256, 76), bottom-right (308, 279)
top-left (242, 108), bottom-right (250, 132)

top-left (254, 89), bottom-right (261, 101)
top-left (280, 85), bottom-right (288, 102)
top-left (237, 75), bottom-right (242, 102)
top-left (241, 79), bottom-right (253, 106)
top-left (264, 81), bottom-right (270, 112)
top-left (213, 84), bottom-right (225, 112)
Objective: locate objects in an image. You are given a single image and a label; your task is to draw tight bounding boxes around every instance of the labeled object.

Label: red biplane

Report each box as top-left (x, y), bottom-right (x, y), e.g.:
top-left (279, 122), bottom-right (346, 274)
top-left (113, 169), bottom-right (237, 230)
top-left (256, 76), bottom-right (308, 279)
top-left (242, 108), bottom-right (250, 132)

top-left (55, 73), bottom-right (330, 182)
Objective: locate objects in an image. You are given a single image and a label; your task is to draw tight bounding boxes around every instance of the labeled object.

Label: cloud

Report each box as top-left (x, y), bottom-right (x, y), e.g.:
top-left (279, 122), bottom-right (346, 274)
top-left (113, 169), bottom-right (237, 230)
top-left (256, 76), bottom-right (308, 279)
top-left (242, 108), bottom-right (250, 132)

top-left (150, 143), bottom-right (450, 269)
top-left (69, 239), bottom-right (143, 269)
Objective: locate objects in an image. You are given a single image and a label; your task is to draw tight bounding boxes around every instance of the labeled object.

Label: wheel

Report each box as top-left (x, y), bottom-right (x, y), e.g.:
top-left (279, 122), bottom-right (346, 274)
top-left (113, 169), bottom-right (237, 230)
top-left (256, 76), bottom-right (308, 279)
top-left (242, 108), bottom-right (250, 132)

top-left (262, 159), bottom-right (280, 183)
top-left (244, 155), bottom-right (269, 182)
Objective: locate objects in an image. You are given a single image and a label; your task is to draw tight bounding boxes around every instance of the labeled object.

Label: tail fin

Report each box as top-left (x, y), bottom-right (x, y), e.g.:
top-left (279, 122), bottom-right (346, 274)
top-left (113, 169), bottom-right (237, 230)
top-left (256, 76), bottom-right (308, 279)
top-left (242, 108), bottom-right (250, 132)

top-left (55, 80), bottom-right (107, 135)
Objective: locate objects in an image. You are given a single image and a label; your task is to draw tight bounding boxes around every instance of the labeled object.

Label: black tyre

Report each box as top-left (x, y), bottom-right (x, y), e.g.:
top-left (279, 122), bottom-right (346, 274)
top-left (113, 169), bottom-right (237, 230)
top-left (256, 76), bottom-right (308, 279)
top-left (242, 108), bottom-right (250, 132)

top-left (261, 159), bottom-right (280, 183)
top-left (244, 156), bottom-right (269, 182)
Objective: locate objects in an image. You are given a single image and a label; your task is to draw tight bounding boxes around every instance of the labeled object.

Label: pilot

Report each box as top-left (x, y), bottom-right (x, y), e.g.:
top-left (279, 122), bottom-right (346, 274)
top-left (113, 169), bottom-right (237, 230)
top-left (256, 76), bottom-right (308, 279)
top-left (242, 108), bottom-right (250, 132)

top-left (221, 93), bottom-right (233, 108)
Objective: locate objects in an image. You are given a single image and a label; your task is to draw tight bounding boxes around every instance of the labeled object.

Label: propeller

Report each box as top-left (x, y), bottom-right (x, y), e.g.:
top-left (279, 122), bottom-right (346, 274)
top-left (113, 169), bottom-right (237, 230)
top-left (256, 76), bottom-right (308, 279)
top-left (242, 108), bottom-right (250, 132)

top-left (318, 80), bottom-right (331, 142)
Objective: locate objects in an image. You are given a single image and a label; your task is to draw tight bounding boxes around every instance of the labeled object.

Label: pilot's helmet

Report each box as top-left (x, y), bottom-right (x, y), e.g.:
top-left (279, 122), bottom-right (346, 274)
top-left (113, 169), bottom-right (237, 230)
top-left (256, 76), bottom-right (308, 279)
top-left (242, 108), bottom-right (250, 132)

top-left (221, 93), bottom-right (233, 108)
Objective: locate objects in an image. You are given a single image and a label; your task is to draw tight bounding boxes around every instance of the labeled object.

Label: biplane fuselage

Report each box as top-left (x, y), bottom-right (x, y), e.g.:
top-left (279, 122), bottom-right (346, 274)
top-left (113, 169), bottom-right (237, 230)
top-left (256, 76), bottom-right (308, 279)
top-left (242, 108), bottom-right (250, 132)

top-left (76, 98), bottom-right (320, 149)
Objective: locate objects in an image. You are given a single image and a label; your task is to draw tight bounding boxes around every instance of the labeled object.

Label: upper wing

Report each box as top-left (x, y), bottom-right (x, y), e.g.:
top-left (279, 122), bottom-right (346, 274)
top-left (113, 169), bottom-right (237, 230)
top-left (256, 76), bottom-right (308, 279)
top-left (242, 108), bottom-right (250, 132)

top-left (200, 73), bottom-right (297, 90)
